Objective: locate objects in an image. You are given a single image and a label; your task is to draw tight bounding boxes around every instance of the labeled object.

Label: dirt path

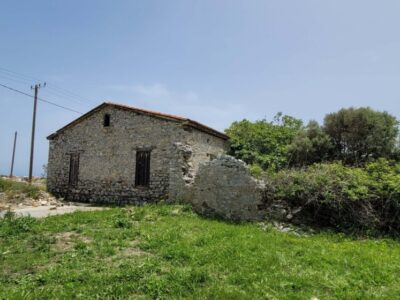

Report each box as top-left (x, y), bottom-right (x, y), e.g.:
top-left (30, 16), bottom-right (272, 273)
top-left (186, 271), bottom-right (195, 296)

top-left (0, 203), bottom-right (104, 218)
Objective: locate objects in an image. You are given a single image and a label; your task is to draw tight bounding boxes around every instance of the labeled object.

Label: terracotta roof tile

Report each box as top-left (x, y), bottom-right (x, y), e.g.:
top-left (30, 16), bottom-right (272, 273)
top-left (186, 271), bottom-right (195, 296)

top-left (47, 102), bottom-right (229, 140)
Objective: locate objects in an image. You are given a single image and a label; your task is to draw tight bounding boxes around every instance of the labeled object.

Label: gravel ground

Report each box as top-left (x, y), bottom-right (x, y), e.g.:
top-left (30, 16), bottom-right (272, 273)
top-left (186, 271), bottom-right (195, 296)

top-left (0, 176), bottom-right (104, 218)
top-left (0, 204), bottom-right (104, 218)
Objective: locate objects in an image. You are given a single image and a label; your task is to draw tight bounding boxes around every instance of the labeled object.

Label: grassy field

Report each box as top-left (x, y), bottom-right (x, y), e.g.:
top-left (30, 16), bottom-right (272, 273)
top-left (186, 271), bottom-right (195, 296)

top-left (1, 205), bottom-right (400, 299)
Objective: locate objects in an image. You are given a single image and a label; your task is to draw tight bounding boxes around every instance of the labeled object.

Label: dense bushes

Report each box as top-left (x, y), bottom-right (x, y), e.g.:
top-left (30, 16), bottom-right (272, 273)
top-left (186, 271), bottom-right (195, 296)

top-left (263, 159), bottom-right (400, 235)
top-left (225, 113), bottom-right (302, 171)
top-left (289, 107), bottom-right (399, 167)
top-left (226, 106), bottom-right (400, 234)
top-left (227, 107), bottom-right (399, 171)
top-left (287, 121), bottom-right (333, 167)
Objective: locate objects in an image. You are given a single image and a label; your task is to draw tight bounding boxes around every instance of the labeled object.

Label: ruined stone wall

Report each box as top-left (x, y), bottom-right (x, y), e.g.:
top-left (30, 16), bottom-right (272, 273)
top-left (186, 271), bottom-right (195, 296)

top-left (168, 129), bottom-right (228, 203)
top-left (47, 106), bottom-right (228, 204)
top-left (183, 128), bottom-right (229, 173)
top-left (190, 156), bottom-right (266, 221)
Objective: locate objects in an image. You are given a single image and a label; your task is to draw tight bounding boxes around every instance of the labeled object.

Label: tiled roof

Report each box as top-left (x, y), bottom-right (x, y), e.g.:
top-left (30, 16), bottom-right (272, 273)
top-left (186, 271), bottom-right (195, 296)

top-left (47, 102), bottom-right (229, 140)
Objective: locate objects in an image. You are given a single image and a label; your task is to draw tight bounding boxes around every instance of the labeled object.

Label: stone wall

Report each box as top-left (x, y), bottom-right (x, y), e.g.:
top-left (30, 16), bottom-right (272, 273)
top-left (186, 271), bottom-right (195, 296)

top-left (47, 105), bottom-right (227, 204)
top-left (47, 104), bottom-right (271, 221)
top-left (168, 143), bottom-right (195, 203)
top-left (190, 155), bottom-right (266, 221)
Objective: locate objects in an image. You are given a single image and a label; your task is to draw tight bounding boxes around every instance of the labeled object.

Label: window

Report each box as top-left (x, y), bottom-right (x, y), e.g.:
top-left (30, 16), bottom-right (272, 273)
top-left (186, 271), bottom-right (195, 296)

top-left (135, 150), bottom-right (150, 186)
top-left (103, 114), bottom-right (110, 127)
top-left (69, 153), bottom-right (80, 186)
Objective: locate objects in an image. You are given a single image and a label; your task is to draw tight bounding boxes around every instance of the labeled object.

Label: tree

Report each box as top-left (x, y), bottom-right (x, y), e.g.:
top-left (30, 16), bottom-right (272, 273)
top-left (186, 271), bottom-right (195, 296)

top-left (323, 107), bottom-right (399, 165)
top-left (288, 120), bottom-right (333, 167)
top-left (393, 135), bottom-right (400, 161)
top-left (225, 113), bottom-right (302, 171)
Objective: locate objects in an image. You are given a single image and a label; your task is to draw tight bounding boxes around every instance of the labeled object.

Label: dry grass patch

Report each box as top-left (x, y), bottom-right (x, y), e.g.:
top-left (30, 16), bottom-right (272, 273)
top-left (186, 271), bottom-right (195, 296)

top-left (120, 240), bottom-right (150, 257)
top-left (53, 231), bottom-right (91, 252)
top-left (105, 240), bottom-right (152, 267)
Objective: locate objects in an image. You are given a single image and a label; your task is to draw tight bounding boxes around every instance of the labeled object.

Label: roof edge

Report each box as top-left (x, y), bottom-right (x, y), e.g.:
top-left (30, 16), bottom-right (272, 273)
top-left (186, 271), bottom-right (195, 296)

top-left (47, 102), bottom-right (229, 140)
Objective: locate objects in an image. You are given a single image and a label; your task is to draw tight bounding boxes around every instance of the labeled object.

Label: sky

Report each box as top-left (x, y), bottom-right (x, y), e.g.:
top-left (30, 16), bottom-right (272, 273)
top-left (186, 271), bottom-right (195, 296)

top-left (1, 0), bottom-right (400, 176)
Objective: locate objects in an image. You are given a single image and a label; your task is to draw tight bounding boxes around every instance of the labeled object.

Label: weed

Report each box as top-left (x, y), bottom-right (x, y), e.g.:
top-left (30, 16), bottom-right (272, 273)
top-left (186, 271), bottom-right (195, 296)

top-left (0, 212), bottom-right (37, 236)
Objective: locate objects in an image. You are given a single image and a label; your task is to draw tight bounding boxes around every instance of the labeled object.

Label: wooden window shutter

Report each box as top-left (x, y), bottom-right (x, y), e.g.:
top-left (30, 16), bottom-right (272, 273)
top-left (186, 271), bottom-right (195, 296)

top-left (135, 150), bottom-right (150, 186)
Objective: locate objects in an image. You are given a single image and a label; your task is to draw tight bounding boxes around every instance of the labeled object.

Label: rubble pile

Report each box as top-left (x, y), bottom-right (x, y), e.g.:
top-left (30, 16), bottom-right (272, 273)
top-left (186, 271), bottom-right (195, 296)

top-left (0, 176), bottom-right (68, 211)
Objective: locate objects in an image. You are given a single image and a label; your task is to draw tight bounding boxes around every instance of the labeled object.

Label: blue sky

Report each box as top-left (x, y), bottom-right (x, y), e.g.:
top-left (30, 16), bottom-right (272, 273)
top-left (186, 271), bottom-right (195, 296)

top-left (1, 0), bottom-right (399, 176)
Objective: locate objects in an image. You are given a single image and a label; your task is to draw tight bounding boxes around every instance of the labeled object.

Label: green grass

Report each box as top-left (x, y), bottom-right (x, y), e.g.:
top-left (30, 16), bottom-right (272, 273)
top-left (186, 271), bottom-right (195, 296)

top-left (1, 205), bottom-right (400, 299)
top-left (0, 177), bottom-right (44, 199)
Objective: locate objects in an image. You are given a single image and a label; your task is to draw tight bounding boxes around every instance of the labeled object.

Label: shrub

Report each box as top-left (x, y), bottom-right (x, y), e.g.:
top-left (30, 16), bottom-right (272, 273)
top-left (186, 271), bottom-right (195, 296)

top-left (0, 212), bottom-right (37, 236)
top-left (287, 121), bottom-right (333, 167)
top-left (225, 113), bottom-right (302, 171)
top-left (264, 159), bottom-right (400, 235)
top-left (365, 159), bottom-right (400, 232)
top-left (249, 164), bottom-right (263, 178)
top-left (113, 211), bottom-right (133, 228)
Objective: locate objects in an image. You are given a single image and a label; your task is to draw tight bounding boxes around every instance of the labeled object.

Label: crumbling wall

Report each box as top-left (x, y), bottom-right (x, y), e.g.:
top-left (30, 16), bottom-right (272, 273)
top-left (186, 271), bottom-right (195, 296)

top-left (190, 155), bottom-right (266, 221)
top-left (168, 131), bottom-right (228, 203)
top-left (168, 143), bottom-right (195, 203)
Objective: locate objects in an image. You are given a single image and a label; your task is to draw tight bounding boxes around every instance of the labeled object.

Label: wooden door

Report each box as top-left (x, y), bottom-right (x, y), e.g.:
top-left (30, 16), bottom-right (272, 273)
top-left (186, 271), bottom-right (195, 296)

top-left (135, 151), bottom-right (150, 186)
top-left (69, 153), bottom-right (80, 186)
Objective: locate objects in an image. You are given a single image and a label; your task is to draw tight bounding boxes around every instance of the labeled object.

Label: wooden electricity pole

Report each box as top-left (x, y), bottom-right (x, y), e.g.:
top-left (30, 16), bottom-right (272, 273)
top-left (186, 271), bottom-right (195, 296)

top-left (9, 131), bottom-right (17, 178)
top-left (28, 83), bottom-right (45, 183)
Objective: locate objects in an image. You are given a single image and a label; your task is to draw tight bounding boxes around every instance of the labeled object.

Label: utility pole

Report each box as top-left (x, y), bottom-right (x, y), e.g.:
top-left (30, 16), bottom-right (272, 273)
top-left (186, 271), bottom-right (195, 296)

top-left (28, 82), bottom-right (45, 183)
top-left (9, 131), bottom-right (17, 178)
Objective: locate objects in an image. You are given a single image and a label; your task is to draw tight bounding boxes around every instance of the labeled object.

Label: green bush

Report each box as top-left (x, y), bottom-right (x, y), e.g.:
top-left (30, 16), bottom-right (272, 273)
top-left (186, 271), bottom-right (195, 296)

top-left (225, 113), bottom-right (302, 171)
top-left (249, 164), bottom-right (264, 178)
top-left (264, 159), bottom-right (400, 234)
top-left (227, 107), bottom-right (400, 170)
top-left (0, 212), bottom-right (37, 236)
top-left (287, 120), bottom-right (334, 167)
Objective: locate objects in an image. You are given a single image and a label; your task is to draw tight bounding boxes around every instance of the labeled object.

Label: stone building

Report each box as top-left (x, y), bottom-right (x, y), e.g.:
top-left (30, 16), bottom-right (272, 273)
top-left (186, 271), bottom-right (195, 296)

top-left (47, 102), bottom-right (228, 204)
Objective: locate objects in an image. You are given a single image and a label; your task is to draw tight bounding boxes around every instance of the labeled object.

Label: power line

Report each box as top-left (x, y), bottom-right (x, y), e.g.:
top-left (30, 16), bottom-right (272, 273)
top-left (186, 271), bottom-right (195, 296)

top-left (0, 74), bottom-right (31, 85)
top-left (0, 83), bottom-right (83, 114)
top-left (0, 67), bottom-right (98, 106)
top-left (44, 85), bottom-right (99, 107)
top-left (43, 88), bottom-right (92, 106)
top-left (0, 70), bottom-right (92, 106)
top-left (46, 83), bottom-right (98, 105)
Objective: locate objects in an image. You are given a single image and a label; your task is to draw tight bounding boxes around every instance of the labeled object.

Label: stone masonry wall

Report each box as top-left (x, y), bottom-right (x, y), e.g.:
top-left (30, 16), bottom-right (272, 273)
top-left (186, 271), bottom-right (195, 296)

top-left (47, 105), bottom-right (227, 204)
top-left (168, 129), bottom-right (228, 203)
top-left (190, 155), bottom-right (266, 221)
